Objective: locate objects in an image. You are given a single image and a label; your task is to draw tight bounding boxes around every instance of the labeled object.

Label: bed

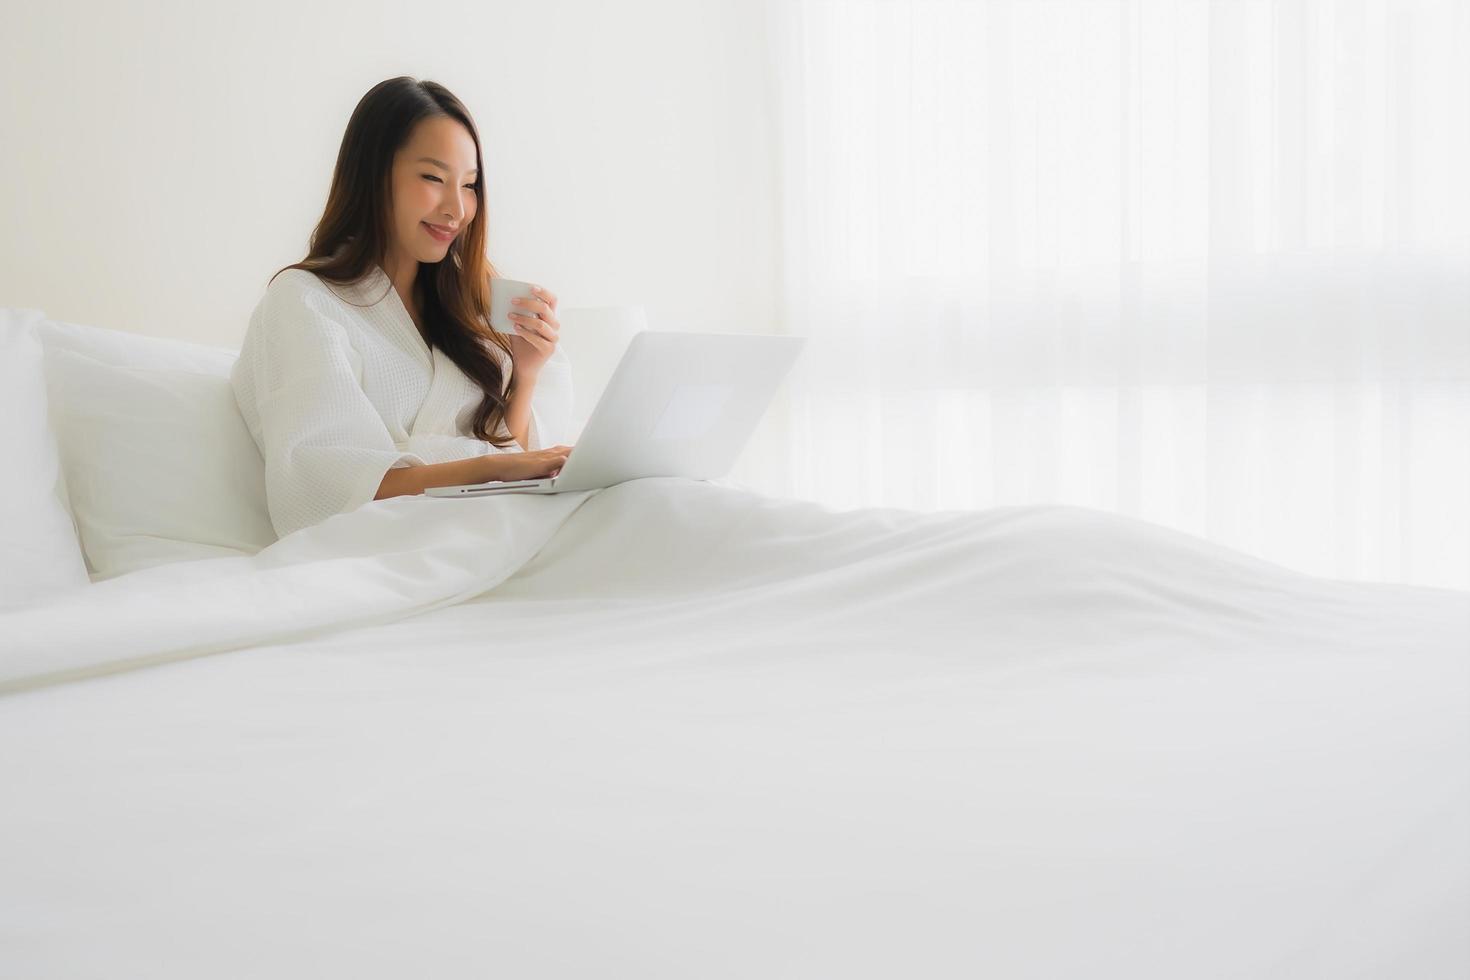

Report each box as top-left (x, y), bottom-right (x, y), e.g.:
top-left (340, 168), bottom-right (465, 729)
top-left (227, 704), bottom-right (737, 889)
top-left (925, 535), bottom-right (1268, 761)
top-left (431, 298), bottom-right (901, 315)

top-left (2, 307), bottom-right (1467, 978)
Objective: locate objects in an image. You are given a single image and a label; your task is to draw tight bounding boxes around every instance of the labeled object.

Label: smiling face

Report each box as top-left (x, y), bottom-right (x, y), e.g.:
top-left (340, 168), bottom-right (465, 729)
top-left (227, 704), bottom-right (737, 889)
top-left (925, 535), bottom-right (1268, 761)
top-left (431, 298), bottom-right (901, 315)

top-left (385, 115), bottom-right (481, 267)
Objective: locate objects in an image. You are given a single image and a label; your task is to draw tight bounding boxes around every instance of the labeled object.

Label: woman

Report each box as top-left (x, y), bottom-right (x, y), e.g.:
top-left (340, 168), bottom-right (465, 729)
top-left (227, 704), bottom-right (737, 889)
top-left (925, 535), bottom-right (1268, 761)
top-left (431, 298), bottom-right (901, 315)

top-left (231, 76), bottom-right (575, 539)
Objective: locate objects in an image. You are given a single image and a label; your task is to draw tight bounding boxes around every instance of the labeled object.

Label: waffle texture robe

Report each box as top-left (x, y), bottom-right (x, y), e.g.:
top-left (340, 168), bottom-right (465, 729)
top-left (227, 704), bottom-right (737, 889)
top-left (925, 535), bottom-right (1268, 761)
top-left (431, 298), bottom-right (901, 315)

top-left (230, 264), bottom-right (575, 538)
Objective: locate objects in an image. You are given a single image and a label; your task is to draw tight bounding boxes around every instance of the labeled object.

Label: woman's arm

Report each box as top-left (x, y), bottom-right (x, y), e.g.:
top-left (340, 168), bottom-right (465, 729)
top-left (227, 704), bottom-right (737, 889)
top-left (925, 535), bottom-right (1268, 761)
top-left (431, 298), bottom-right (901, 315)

top-left (374, 454), bottom-right (512, 499)
top-left (503, 367), bottom-right (540, 450)
top-left (375, 442), bottom-right (571, 499)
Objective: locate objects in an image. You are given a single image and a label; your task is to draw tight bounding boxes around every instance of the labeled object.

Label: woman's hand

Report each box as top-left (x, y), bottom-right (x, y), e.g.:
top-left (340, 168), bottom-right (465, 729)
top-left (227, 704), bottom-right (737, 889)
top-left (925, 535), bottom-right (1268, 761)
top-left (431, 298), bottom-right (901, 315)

top-left (507, 284), bottom-right (560, 377)
top-left (489, 445), bottom-right (574, 482)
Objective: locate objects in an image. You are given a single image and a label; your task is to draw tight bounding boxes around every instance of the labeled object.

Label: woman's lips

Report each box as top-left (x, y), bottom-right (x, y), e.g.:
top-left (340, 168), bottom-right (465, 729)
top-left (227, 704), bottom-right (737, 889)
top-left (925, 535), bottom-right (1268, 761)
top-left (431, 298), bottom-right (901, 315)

top-left (422, 222), bottom-right (457, 242)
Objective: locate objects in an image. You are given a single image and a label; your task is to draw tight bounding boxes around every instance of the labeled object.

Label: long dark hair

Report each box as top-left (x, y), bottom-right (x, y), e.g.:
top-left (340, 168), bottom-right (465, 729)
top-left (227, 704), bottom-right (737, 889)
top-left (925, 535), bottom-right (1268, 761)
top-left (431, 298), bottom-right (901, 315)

top-left (272, 76), bottom-right (517, 447)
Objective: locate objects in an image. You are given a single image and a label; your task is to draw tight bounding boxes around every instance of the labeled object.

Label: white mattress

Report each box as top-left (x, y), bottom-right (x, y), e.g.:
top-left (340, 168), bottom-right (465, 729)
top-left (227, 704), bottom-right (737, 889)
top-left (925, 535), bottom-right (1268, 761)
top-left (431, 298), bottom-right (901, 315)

top-left (2, 477), bottom-right (1467, 978)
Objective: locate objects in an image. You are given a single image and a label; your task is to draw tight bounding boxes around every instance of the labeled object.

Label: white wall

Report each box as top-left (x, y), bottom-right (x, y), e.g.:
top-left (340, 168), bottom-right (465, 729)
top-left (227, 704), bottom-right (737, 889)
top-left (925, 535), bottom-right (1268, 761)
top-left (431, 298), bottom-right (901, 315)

top-left (0, 0), bottom-right (779, 349)
top-left (1, 0), bottom-right (792, 489)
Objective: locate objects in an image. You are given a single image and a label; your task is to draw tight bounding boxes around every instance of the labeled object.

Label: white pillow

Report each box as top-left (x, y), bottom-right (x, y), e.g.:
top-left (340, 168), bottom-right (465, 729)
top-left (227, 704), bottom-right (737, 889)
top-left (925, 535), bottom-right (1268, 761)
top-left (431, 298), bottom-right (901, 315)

top-left (42, 346), bottom-right (278, 580)
top-left (0, 310), bottom-right (91, 608)
top-left (39, 315), bottom-right (240, 375)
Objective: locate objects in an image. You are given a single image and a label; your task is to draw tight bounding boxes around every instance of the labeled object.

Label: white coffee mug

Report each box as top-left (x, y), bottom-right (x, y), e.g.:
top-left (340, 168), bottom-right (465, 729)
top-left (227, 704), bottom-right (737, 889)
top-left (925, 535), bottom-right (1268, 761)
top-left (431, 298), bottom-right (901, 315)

top-left (488, 278), bottom-right (540, 335)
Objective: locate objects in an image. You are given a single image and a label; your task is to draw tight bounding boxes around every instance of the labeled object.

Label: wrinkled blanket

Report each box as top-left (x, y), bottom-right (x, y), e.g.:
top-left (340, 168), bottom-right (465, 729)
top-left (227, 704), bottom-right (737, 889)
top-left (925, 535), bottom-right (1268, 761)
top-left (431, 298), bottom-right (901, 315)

top-left (2, 477), bottom-right (1466, 977)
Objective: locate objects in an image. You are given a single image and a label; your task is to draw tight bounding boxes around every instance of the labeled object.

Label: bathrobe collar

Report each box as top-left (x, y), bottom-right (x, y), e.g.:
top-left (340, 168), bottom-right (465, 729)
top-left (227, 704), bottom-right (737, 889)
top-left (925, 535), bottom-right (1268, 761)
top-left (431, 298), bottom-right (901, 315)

top-left (337, 263), bottom-right (434, 370)
top-left (327, 261), bottom-right (515, 443)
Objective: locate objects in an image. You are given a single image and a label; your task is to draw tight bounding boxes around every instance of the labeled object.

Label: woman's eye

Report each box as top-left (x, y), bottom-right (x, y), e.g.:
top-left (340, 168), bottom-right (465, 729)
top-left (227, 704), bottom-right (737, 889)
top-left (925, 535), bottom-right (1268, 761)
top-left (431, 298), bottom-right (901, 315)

top-left (421, 174), bottom-right (476, 191)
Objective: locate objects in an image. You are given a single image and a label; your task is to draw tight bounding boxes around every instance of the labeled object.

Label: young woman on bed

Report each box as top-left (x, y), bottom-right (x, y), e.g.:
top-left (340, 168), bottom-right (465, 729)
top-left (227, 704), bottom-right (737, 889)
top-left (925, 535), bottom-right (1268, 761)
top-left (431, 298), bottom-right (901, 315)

top-left (231, 76), bottom-right (576, 539)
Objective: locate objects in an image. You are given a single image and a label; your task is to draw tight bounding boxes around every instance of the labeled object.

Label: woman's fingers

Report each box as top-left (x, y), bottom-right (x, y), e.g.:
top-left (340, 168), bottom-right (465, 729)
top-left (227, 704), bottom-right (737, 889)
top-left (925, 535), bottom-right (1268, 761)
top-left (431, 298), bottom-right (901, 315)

top-left (512, 295), bottom-right (553, 317)
top-left (509, 314), bottom-right (547, 339)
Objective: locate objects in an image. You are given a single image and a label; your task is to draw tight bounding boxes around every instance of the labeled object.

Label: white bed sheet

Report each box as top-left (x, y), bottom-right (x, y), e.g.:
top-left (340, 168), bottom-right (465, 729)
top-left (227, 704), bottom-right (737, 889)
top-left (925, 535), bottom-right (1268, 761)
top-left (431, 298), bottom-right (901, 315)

top-left (2, 477), bottom-right (1467, 978)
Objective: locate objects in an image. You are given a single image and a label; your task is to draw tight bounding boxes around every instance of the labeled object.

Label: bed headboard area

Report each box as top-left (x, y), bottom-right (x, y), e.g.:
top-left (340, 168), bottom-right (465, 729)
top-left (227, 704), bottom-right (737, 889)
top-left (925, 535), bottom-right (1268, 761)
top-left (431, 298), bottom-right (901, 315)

top-left (558, 306), bottom-right (648, 430)
top-left (2, 304), bottom-right (647, 587)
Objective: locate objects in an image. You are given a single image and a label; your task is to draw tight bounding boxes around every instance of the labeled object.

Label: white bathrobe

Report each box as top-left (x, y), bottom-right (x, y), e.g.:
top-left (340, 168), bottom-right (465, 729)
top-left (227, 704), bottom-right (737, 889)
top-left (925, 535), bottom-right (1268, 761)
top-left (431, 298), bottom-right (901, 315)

top-left (231, 264), bottom-right (575, 539)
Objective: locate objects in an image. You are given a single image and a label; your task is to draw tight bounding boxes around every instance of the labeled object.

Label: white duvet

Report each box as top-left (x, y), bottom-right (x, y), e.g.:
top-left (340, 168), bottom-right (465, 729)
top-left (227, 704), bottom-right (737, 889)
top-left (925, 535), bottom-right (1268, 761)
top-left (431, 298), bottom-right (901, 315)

top-left (2, 477), bottom-right (1467, 978)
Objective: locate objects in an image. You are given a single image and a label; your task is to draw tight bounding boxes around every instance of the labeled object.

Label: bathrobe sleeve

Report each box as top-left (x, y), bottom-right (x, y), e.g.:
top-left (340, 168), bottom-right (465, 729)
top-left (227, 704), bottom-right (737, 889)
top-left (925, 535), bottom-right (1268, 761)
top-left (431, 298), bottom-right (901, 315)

top-left (522, 342), bottom-right (577, 451)
top-left (231, 282), bottom-right (426, 538)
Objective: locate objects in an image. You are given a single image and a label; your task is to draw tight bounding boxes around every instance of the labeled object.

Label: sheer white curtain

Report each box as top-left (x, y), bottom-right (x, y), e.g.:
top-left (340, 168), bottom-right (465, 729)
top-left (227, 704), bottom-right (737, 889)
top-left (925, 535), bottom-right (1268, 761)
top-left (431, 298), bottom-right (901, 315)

top-left (764, 0), bottom-right (1469, 589)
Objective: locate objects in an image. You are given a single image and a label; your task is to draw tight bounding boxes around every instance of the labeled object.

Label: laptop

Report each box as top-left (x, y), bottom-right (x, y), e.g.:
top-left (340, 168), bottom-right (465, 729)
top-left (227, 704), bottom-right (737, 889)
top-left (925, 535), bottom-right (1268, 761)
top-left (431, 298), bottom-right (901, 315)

top-left (425, 330), bottom-right (806, 498)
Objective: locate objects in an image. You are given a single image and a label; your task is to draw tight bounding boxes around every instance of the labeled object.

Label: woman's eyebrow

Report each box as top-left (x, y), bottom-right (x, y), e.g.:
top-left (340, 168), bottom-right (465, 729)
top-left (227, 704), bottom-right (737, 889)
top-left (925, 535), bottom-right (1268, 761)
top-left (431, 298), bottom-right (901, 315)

top-left (416, 156), bottom-right (479, 177)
